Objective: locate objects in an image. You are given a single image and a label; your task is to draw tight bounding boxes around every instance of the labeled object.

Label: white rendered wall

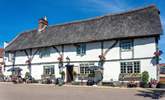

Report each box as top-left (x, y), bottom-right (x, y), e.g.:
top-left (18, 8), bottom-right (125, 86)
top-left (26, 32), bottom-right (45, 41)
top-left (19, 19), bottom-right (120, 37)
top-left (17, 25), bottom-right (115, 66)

top-left (103, 59), bottom-right (157, 82)
top-left (4, 37), bottom-right (157, 81)
top-left (63, 42), bottom-right (101, 62)
top-left (134, 37), bottom-right (156, 58)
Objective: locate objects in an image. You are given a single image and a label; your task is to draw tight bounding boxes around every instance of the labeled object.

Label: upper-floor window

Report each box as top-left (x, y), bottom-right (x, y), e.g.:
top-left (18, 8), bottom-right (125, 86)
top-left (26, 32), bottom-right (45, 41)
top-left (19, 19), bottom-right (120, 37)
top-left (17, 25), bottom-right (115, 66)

top-left (43, 65), bottom-right (54, 75)
top-left (7, 52), bottom-right (14, 62)
top-left (120, 40), bottom-right (133, 52)
top-left (76, 43), bottom-right (86, 55)
top-left (39, 48), bottom-right (50, 58)
top-left (121, 61), bottom-right (140, 73)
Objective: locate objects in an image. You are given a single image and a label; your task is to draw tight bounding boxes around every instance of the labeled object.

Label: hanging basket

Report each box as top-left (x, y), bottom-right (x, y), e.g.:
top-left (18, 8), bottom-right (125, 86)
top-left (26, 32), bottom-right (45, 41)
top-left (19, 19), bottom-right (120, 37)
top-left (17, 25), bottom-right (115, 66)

top-left (98, 55), bottom-right (105, 61)
top-left (154, 50), bottom-right (163, 56)
top-left (57, 55), bottom-right (63, 62)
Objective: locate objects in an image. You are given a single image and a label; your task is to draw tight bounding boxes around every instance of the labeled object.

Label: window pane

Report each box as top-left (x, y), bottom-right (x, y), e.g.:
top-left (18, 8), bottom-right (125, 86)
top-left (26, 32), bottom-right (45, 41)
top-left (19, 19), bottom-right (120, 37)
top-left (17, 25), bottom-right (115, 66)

top-left (76, 45), bottom-right (81, 54)
top-left (76, 43), bottom-right (86, 55)
top-left (127, 65), bottom-right (133, 73)
top-left (121, 62), bottom-right (126, 73)
top-left (43, 65), bottom-right (54, 75)
top-left (121, 61), bottom-right (140, 74)
top-left (80, 67), bottom-right (84, 74)
top-left (85, 67), bottom-right (89, 74)
top-left (134, 61), bottom-right (140, 73)
top-left (120, 40), bottom-right (133, 52)
top-left (81, 44), bottom-right (86, 54)
top-left (40, 48), bottom-right (50, 58)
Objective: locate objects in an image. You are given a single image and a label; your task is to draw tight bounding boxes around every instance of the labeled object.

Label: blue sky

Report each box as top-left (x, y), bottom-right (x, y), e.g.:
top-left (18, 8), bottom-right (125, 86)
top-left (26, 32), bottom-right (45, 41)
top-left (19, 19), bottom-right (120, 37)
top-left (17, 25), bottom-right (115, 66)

top-left (0, 0), bottom-right (165, 62)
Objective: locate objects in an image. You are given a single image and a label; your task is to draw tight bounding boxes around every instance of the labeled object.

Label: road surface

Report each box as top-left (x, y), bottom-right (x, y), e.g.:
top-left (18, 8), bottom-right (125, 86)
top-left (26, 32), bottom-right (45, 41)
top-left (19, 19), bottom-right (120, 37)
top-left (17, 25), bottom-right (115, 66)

top-left (0, 82), bottom-right (164, 100)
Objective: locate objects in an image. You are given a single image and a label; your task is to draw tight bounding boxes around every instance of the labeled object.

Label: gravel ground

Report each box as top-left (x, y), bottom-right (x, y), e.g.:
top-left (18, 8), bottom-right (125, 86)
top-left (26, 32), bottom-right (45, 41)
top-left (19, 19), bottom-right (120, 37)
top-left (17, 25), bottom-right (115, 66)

top-left (0, 82), bottom-right (164, 100)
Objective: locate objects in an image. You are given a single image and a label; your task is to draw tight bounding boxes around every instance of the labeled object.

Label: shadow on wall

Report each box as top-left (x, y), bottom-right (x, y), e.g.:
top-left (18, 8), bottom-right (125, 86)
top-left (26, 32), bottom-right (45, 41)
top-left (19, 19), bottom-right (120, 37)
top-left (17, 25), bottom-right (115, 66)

top-left (135, 89), bottom-right (165, 99)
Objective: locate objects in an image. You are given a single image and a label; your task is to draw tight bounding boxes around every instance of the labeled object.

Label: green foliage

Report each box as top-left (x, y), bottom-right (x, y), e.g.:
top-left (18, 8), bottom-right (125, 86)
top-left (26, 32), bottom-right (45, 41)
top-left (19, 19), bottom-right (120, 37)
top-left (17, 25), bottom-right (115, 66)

top-left (72, 71), bottom-right (77, 77)
top-left (141, 71), bottom-right (149, 84)
top-left (88, 73), bottom-right (95, 77)
top-left (24, 72), bottom-right (30, 79)
top-left (60, 71), bottom-right (65, 77)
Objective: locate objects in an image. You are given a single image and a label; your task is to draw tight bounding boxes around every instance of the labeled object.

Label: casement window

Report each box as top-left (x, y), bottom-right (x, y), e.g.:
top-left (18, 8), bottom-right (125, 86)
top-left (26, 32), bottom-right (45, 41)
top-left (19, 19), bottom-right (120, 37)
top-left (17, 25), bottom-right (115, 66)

top-left (39, 48), bottom-right (50, 58)
top-left (76, 43), bottom-right (86, 55)
top-left (120, 61), bottom-right (140, 73)
top-left (120, 40), bottom-right (133, 52)
top-left (43, 65), bottom-right (54, 75)
top-left (80, 63), bottom-right (94, 75)
top-left (8, 53), bottom-right (14, 62)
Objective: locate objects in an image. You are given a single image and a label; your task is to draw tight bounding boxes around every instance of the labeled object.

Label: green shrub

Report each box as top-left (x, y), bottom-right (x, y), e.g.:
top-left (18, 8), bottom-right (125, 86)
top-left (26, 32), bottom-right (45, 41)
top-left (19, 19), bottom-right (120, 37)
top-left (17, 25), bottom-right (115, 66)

top-left (88, 73), bottom-right (95, 77)
top-left (24, 72), bottom-right (30, 79)
top-left (141, 71), bottom-right (149, 84)
top-left (60, 71), bottom-right (65, 79)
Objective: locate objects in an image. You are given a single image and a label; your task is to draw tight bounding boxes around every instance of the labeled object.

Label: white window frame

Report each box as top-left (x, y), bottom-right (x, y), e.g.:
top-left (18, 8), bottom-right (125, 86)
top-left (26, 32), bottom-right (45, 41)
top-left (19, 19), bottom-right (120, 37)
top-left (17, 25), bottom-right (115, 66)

top-left (43, 65), bottom-right (55, 75)
top-left (76, 43), bottom-right (86, 55)
top-left (120, 61), bottom-right (140, 74)
top-left (79, 63), bottom-right (94, 75)
top-left (120, 40), bottom-right (133, 52)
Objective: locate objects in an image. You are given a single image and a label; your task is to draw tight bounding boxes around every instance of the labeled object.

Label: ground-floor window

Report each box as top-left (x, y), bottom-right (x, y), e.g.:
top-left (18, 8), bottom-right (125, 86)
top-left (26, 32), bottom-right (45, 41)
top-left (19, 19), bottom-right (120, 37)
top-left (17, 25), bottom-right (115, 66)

top-left (80, 63), bottom-right (94, 75)
top-left (43, 65), bottom-right (55, 75)
top-left (120, 61), bottom-right (140, 73)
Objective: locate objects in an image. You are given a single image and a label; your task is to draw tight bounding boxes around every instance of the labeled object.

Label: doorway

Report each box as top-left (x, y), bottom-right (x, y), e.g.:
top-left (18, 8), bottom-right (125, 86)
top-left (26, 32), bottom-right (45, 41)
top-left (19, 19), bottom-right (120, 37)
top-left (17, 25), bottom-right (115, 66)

top-left (66, 65), bottom-right (73, 83)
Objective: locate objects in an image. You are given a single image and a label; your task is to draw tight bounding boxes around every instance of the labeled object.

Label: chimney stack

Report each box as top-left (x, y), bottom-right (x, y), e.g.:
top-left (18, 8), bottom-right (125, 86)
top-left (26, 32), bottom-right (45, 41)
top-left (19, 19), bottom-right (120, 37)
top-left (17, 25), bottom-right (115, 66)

top-left (38, 16), bottom-right (48, 32)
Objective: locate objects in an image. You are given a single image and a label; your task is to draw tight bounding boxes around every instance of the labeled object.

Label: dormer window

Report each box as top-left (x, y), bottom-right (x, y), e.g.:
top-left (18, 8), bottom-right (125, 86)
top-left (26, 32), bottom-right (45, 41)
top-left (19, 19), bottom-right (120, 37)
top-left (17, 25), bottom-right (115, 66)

top-left (76, 43), bottom-right (86, 55)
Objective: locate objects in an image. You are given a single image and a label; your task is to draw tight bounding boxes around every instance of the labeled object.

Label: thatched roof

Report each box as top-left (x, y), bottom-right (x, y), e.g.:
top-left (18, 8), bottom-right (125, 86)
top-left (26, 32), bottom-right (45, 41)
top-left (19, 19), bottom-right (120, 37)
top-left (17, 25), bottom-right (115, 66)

top-left (5, 5), bottom-right (162, 51)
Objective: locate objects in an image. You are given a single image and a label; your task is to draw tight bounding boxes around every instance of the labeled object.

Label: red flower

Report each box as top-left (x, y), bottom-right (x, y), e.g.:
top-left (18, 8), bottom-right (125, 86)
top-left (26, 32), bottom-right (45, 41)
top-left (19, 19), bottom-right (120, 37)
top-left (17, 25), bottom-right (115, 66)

top-left (154, 50), bottom-right (163, 56)
top-left (98, 55), bottom-right (105, 60)
top-left (57, 55), bottom-right (63, 61)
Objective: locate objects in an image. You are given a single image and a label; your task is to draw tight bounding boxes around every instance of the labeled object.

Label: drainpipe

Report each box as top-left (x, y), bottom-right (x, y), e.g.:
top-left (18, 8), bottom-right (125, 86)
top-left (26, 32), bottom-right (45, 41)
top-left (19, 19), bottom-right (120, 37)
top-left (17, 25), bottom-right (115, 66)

top-left (155, 37), bottom-right (159, 81)
top-left (12, 52), bottom-right (16, 76)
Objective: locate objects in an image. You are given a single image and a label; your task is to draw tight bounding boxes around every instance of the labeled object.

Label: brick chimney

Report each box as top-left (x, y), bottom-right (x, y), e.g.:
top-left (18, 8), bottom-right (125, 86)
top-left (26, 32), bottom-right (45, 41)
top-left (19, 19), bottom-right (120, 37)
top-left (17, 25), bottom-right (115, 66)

top-left (38, 16), bottom-right (48, 32)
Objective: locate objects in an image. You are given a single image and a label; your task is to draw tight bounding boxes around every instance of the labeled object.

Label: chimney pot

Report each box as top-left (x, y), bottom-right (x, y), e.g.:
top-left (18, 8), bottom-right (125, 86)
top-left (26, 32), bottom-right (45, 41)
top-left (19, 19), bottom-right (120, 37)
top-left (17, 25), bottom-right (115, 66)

top-left (38, 16), bottom-right (48, 32)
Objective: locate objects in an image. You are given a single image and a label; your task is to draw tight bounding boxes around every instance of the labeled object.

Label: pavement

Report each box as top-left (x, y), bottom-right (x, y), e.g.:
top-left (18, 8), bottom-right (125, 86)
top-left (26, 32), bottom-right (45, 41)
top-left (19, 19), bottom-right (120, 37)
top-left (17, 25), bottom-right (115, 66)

top-left (0, 82), bottom-right (164, 100)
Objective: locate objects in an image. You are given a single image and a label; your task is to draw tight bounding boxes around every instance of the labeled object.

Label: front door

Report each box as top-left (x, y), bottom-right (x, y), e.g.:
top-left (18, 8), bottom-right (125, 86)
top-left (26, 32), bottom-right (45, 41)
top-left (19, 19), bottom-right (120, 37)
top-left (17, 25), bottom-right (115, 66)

top-left (66, 65), bottom-right (73, 82)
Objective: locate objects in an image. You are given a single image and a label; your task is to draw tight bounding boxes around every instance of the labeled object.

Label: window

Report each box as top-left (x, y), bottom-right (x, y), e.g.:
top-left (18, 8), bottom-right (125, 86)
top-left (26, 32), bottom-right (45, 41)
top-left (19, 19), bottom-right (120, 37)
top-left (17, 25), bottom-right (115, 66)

top-left (160, 67), bottom-right (165, 74)
top-left (80, 63), bottom-right (94, 75)
top-left (39, 48), bottom-right (50, 58)
top-left (76, 43), bottom-right (86, 55)
top-left (43, 65), bottom-right (54, 75)
top-left (8, 53), bottom-right (14, 62)
top-left (120, 40), bottom-right (133, 52)
top-left (134, 61), bottom-right (140, 73)
top-left (120, 61), bottom-right (140, 73)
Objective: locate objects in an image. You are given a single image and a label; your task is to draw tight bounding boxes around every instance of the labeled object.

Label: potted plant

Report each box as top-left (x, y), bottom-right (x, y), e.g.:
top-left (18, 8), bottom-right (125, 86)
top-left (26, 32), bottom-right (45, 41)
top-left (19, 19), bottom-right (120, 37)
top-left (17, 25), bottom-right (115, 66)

top-left (60, 71), bottom-right (65, 80)
top-left (141, 71), bottom-right (149, 88)
top-left (149, 78), bottom-right (158, 88)
top-left (72, 71), bottom-right (77, 81)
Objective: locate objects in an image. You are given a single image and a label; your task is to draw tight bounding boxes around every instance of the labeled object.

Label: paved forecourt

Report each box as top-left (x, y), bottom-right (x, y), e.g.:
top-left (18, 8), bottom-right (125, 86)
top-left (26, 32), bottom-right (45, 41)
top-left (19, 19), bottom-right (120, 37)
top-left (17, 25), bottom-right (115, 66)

top-left (0, 82), bottom-right (164, 100)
